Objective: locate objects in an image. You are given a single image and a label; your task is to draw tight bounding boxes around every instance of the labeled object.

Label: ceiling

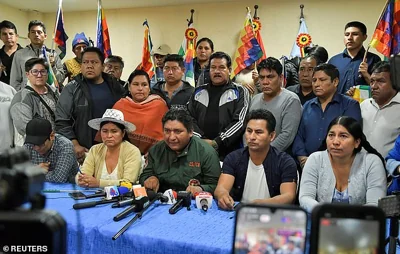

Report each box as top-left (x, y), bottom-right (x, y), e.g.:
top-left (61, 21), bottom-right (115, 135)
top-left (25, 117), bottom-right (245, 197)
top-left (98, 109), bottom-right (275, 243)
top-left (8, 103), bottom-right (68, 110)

top-left (0, 0), bottom-right (242, 13)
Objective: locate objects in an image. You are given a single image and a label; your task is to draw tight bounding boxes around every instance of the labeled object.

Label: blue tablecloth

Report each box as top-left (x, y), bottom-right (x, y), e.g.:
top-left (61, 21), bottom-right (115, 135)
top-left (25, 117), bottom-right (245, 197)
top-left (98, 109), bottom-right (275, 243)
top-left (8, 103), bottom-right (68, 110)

top-left (43, 183), bottom-right (235, 254)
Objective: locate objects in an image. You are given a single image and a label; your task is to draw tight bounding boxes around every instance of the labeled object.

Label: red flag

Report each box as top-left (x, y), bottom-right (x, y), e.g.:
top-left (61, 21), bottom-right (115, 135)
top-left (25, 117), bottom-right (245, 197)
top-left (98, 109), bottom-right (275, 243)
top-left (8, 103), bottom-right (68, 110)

top-left (140, 20), bottom-right (155, 78)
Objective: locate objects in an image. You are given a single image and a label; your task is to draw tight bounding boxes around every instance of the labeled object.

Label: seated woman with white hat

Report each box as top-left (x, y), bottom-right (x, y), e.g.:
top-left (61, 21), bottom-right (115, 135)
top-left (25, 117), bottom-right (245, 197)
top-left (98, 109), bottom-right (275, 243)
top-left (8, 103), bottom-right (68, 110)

top-left (75, 109), bottom-right (141, 188)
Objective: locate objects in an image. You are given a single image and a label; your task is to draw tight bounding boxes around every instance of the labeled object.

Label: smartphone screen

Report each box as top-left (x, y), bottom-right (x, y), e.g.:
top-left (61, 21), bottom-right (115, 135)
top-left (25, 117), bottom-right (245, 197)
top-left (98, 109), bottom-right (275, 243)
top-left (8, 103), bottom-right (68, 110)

top-left (318, 217), bottom-right (380, 254)
top-left (234, 205), bottom-right (307, 254)
top-left (68, 192), bottom-right (86, 200)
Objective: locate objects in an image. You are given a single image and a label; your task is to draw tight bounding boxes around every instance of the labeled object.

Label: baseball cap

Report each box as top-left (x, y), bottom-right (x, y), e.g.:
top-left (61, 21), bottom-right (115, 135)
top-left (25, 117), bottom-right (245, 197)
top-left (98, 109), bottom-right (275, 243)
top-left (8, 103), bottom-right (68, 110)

top-left (25, 118), bottom-right (52, 146)
top-left (151, 44), bottom-right (172, 56)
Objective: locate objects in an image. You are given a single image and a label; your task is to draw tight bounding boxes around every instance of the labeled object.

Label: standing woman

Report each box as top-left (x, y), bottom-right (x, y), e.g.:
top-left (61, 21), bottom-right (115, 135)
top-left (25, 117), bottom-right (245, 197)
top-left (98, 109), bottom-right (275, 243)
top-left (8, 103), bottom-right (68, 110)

top-left (299, 116), bottom-right (387, 212)
top-left (113, 70), bottom-right (168, 155)
top-left (194, 37), bottom-right (214, 86)
top-left (76, 109), bottom-right (141, 188)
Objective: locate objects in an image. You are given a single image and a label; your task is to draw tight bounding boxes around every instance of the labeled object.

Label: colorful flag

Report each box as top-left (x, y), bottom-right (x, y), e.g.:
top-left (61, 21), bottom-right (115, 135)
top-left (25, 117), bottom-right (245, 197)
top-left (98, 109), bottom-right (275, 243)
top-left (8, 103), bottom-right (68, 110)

top-left (42, 46), bottom-right (60, 92)
top-left (231, 9), bottom-right (263, 79)
top-left (352, 85), bottom-right (371, 103)
top-left (140, 20), bottom-right (155, 78)
top-left (370, 0), bottom-right (400, 57)
top-left (96, 0), bottom-right (112, 58)
top-left (290, 17), bottom-right (312, 58)
top-left (53, 0), bottom-right (68, 59)
top-left (183, 28), bottom-right (198, 87)
top-left (252, 18), bottom-right (266, 62)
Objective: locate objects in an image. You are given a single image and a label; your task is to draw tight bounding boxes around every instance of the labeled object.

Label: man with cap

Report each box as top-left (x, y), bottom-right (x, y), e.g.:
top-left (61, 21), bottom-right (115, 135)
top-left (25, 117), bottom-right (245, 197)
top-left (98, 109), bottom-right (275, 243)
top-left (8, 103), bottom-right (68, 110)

top-left (24, 117), bottom-right (79, 183)
top-left (63, 32), bottom-right (90, 82)
top-left (150, 43), bottom-right (172, 88)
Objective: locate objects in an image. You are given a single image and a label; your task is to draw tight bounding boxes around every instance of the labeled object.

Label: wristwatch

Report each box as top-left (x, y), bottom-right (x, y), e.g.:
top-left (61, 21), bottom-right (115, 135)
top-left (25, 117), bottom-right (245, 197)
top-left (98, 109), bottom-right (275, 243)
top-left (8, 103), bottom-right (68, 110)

top-left (211, 140), bottom-right (219, 151)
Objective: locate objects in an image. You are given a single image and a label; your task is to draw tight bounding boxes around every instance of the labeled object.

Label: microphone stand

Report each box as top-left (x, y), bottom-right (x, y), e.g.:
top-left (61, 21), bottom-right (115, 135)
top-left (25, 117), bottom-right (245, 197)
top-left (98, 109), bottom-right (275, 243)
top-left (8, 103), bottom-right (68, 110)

top-left (112, 195), bottom-right (161, 240)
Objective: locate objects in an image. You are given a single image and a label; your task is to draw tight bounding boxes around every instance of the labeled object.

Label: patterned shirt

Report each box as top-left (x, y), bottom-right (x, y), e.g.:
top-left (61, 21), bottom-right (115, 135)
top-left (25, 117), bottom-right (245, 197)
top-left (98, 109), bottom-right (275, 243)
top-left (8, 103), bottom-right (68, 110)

top-left (24, 133), bottom-right (78, 183)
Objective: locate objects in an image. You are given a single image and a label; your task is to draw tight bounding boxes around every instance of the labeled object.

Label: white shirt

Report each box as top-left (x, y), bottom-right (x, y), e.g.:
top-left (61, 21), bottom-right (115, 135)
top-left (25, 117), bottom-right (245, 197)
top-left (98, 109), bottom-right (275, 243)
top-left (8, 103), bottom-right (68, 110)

top-left (361, 92), bottom-right (400, 158)
top-left (241, 158), bottom-right (271, 202)
top-left (0, 82), bottom-right (16, 152)
top-left (100, 160), bottom-right (119, 181)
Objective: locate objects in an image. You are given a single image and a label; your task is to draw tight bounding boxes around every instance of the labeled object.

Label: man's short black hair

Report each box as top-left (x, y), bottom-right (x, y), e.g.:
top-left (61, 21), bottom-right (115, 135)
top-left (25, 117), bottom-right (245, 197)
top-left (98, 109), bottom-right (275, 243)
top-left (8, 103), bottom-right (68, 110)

top-left (372, 61), bottom-right (390, 74)
top-left (0, 20), bottom-right (17, 34)
top-left (81, 47), bottom-right (105, 64)
top-left (313, 63), bottom-right (340, 82)
top-left (105, 55), bottom-right (124, 69)
top-left (209, 51), bottom-right (232, 69)
top-left (162, 109), bottom-right (193, 132)
top-left (345, 21), bottom-right (367, 35)
top-left (164, 54), bottom-right (184, 69)
top-left (257, 57), bottom-right (283, 75)
top-left (28, 20), bottom-right (46, 34)
top-left (246, 109), bottom-right (276, 133)
top-left (25, 58), bottom-right (46, 72)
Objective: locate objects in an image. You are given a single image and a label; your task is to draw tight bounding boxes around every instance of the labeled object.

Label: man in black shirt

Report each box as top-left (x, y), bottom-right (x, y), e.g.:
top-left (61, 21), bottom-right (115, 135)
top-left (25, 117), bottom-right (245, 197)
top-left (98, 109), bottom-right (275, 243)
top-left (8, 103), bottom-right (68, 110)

top-left (187, 51), bottom-right (250, 160)
top-left (287, 56), bottom-right (318, 105)
top-left (0, 20), bottom-right (22, 85)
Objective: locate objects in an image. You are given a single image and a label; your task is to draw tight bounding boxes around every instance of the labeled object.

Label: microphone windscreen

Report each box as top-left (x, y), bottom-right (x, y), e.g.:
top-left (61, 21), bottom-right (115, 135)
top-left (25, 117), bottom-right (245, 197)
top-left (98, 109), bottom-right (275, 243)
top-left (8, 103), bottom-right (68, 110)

top-left (159, 194), bottom-right (169, 203)
top-left (117, 186), bottom-right (130, 196)
top-left (146, 189), bottom-right (157, 201)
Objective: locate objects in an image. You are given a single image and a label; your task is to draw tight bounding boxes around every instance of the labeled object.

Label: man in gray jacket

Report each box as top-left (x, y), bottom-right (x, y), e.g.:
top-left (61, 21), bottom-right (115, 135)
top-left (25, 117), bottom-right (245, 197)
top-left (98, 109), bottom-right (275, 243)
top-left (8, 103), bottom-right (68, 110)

top-left (10, 20), bottom-right (65, 91)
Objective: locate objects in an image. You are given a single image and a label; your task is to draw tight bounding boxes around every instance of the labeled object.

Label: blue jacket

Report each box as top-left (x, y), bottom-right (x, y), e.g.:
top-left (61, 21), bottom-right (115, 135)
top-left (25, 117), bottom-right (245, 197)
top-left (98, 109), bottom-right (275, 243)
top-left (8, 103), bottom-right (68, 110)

top-left (222, 146), bottom-right (298, 201)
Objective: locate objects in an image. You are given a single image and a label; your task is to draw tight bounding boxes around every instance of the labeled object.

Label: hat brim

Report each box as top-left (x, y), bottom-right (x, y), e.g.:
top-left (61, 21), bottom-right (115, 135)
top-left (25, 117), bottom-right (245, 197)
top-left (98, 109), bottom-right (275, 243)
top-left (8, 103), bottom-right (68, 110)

top-left (25, 135), bottom-right (48, 146)
top-left (88, 117), bottom-right (136, 133)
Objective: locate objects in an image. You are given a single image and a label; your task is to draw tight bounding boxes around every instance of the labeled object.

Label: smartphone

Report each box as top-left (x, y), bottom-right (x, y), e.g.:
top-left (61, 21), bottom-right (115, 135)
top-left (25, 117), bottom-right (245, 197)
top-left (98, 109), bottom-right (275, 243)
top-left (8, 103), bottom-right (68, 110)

top-left (310, 204), bottom-right (386, 254)
top-left (68, 192), bottom-right (87, 200)
top-left (233, 204), bottom-right (308, 254)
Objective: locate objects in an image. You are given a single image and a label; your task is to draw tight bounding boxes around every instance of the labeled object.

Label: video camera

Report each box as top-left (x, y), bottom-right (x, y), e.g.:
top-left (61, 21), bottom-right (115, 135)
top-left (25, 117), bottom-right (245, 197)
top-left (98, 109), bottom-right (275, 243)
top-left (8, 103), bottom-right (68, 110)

top-left (0, 148), bottom-right (66, 253)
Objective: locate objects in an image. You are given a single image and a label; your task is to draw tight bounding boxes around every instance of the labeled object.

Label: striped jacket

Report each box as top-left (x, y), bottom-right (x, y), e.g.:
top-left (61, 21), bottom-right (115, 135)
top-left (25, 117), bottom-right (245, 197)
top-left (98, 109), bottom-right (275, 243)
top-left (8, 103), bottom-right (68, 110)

top-left (187, 81), bottom-right (250, 159)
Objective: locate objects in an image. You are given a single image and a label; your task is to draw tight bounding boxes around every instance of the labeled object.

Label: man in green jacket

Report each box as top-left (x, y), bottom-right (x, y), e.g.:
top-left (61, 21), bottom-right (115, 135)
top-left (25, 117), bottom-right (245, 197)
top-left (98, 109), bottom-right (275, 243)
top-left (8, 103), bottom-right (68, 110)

top-left (139, 109), bottom-right (221, 195)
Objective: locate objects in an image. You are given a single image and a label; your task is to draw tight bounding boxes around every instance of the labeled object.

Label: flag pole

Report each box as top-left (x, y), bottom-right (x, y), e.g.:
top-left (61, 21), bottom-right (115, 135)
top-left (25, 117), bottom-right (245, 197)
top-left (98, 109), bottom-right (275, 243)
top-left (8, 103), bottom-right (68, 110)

top-left (253, 5), bottom-right (259, 70)
top-left (188, 9), bottom-right (194, 27)
top-left (51, 0), bottom-right (63, 54)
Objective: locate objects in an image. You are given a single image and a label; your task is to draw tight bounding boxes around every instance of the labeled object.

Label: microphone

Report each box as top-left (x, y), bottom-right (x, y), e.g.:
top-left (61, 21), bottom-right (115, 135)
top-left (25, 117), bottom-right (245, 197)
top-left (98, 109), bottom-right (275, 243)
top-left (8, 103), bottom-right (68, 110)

top-left (195, 192), bottom-right (213, 211)
top-left (104, 186), bottom-right (130, 200)
top-left (163, 189), bottom-right (178, 204)
top-left (113, 196), bottom-right (149, 221)
top-left (73, 198), bottom-right (119, 209)
top-left (112, 190), bottom-right (168, 240)
top-left (169, 191), bottom-right (192, 214)
top-left (84, 186), bottom-right (130, 199)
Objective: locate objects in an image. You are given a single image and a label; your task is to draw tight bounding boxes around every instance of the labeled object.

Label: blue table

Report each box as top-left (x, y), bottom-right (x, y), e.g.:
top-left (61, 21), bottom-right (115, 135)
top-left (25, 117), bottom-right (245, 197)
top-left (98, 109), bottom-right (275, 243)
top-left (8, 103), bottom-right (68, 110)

top-left (43, 183), bottom-right (235, 254)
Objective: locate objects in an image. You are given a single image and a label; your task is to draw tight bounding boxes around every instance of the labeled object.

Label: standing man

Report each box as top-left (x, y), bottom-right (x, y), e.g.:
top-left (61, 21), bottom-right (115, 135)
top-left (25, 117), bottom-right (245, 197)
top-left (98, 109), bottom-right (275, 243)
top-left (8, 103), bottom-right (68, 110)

top-left (292, 63), bottom-right (361, 168)
top-left (64, 32), bottom-right (89, 82)
top-left (150, 43), bottom-right (171, 88)
top-left (0, 20), bottom-right (22, 85)
top-left (10, 20), bottom-right (65, 91)
top-left (287, 55), bottom-right (318, 105)
top-left (215, 109), bottom-right (298, 209)
top-left (187, 51), bottom-right (249, 160)
top-left (10, 58), bottom-right (59, 136)
top-left (104, 55), bottom-right (126, 88)
top-left (55, 47), bottom-right (125, 163)
top-left (361, 61), bottom-right (400, 158)
top-left (152, 54), bottom-right (194, 109)
top-left (328, 21), bottom-right (380, 94)
top-left (250, 57), bottom-right (302, 152)
top-left (139, 109), bottom-right (221, 195)
top-left (0, 80), bottom-right (16, 151)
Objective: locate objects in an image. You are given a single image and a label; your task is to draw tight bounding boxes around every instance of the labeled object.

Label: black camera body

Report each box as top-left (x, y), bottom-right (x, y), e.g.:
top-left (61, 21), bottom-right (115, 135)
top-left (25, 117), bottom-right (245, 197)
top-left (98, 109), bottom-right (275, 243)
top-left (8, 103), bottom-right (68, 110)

top-left (0, 148), bottom-right (66, 253)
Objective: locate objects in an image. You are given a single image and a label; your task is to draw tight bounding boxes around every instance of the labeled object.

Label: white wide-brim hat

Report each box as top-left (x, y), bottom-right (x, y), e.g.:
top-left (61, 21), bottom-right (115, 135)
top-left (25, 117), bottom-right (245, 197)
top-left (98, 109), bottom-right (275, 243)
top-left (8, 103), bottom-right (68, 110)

top-left (88, 109), bottom-right (136, 132)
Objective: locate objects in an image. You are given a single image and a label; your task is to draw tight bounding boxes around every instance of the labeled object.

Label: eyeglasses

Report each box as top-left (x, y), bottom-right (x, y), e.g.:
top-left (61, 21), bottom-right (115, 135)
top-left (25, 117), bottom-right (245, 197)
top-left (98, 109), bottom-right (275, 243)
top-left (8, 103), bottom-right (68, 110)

top-left (30, 69), bottom-right (48, 76)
